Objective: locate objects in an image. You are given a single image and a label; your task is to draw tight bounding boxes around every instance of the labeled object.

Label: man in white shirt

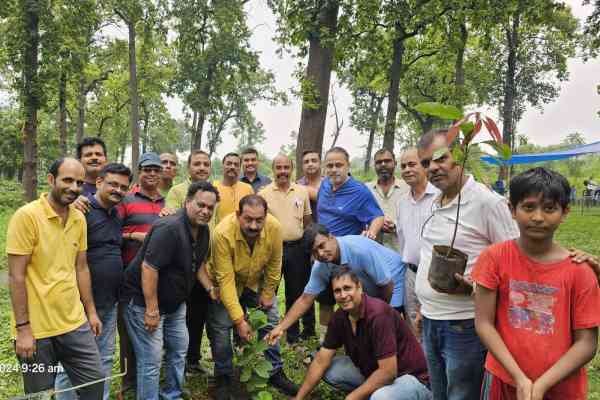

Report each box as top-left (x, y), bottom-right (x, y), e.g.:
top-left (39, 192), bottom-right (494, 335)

top-left (395, 148), bottom-right (439, 334)
top-left (415, 130), bottom-right (519, 400)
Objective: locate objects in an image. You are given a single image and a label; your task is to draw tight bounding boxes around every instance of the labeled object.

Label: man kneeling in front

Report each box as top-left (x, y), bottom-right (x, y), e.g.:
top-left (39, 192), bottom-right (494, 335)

top-left (293, 267), bottom-right (431, 400)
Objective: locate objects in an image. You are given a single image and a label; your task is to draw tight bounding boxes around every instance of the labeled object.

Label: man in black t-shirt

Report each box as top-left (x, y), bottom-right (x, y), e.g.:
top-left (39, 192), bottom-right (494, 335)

top-left (121, 181), bottom-right (219, 400)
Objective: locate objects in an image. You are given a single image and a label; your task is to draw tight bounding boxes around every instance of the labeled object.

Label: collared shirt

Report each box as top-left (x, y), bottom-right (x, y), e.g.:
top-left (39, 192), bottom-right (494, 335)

top-left (213, 180), bottom-right (254, 224)
top-left (121, 209), bottom-right (210, 314)
top-left (304, 235), bottom-right (405, 307)
top-left (85, 194), bottom-right (123, 310)
top-left (396, 182), bottom-right (440, 266)
top-left (116, 188), bottom-right (165, 266)
top-left (368, 178), bottom-right (410, 253)
top-left (165, 178), bottom-right (191, 209)
top-left (317, 177), bottom-right (384, 236)
top-left (211, 213), bottom-right (283, 322)
top-left (297, 175), bottom-right (324, 223)
top-left (6, 194), bottom-right (87, 339)
top-left (323, 294), bottom-right (429, 384)
top-left (415, 176), bottom-right (519, 320)
top-left (258, 182), bottom-right (311, 241)
top-left (241, 173), bottom-right (272, 193)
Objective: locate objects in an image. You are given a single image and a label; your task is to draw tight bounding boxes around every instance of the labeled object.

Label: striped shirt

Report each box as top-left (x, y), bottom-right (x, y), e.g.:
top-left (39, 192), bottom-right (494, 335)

top-left (116, 187), bottom-right (165, 266)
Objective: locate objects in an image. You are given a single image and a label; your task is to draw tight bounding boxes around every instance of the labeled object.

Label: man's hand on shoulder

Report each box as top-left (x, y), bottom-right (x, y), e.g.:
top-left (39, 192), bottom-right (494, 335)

top-left (73, 195), bottom-right (91, 213)
top-left (159, 207), bottom-right (176, 217)
top-left (569, 248), bottom-right (600, 285)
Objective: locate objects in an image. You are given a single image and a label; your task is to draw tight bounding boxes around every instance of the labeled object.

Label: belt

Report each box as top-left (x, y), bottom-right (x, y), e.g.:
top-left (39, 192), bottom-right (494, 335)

top-left (405, 263), bottom-right (418, 273)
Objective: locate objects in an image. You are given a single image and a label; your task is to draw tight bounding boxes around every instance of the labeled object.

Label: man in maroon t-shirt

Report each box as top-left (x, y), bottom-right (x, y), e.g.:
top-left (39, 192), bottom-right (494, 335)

top-left (293, 267), bottom-right (431, 400)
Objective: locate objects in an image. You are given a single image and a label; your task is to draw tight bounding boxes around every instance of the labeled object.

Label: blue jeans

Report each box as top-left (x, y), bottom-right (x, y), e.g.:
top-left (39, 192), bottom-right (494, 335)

top-left (422, 317), bottom-right (486, 400)
top-left (124, 301), bottom-right (189, 400)
top-left (55, 305), bottom-right (118, 400)
top-left (206, 289), bottom-right (283, 378)
top-left (323, 355), bottom-right (431, 399)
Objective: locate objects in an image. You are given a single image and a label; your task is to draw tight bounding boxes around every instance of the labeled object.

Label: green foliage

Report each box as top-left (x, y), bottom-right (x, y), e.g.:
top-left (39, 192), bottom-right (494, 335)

top-left (414, 102), bottom-right (462, 121)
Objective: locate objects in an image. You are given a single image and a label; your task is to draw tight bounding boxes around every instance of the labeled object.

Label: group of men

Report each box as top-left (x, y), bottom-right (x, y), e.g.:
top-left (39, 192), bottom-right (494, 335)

top-left (7, 132), bottom-right (600, 400)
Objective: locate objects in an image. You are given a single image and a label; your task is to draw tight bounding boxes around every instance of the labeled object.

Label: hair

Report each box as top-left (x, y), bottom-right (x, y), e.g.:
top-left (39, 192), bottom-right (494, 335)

top-left (188, 149), bottom-right (210, 165)
top-left (373, 147), bottom-right (395, 161)
top-left (238, 194), bottom-right (268, 214)
top-left (48, 158), bottom-right (67, 178)
top-left (417, 128), bottom-right (449, 151)
top-left (222, 152), bottom-right (240, 164)
top-left (325, 146), bottom-right (350, 162)
top-left (330, 265), bottom-right (361, 287)
top-left (99, 163), bottom-right (133, 182)
top-left (509, 167), bottom-right (571, 210)
top-left (186, 180), bottom-right (220, 202)
top-left (241, 147), bottom-right (258, 158)
top-left (272, 153), bottom-right (293, 169)
top-left (76, 137), bottom-right (107, 160)
top-left (302, 149), bottom-right (321, 160)
top-left (301, 223), bottom-right (331, 252)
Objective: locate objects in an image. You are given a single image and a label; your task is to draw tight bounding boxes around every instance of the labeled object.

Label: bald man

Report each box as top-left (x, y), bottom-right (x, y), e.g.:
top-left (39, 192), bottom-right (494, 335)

top-left (259, 154), bottom-right (315, 343)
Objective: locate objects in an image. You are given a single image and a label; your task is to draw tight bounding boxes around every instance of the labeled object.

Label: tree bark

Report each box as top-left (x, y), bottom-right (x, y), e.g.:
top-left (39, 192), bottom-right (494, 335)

top-left (296, 0), bottom-right (339, 176)
top-left (382, 23), bottom-right (405, 152)
top-left (192, 65), bottom-right (213, 150)
top-left (142, 102), bottom-right (149, 153)
top-left (58, 69), bottom-right (68, 156)
top-left (127, 19), bottom-right (140, 176)
top-left (363, 95), bottom-right (384, 174)
top-left (454, 20), bottom-right (468, 108)
top-left (77, 75), bottom-right (85, 143)
top-left (22, 0), bottom-right (40, 201)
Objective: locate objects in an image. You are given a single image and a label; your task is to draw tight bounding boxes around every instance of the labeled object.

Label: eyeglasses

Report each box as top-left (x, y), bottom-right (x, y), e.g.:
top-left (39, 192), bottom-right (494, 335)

top-left (141, 167), bottom-right (162, 174)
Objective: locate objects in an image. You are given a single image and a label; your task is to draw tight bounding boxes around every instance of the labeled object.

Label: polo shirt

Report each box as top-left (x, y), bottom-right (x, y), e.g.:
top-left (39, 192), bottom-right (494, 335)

top-left (85, 194), bottom-right (124, 310)
top-left (258, 182), bottom-right (311, 241)
top-left (165, 178), bottom-right (191, 209)
top-left (116, 187), bottom-right (164, 266)
top-left (323, 294), bottom-right (428, 384)
top-left (120, 209), bottom-right (210, 313)
top-left (304, 235), bottom-right (405, 307)
top-left (211, 213), bottom-right (283, 323)
top-left (241, 173), bottom-right (272, 193)
top-left (415, 176), bottom-right (519, 320)
top-left (6, 194), bottom-right (88, 339)
top-left (396, 182), bottom-right (439, 266)
top-left (367, 178), bottom-right (410, 253)
top-left (317, 177), bottom-right (384, 236)
top-left (213, 180), bottom-right (254, 224)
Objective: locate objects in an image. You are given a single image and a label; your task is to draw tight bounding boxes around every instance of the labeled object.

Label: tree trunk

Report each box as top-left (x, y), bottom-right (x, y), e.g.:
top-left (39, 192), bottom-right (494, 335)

top-left (454, 20), bottom-right (468, 108)
top-left (58, 69), bottom-right (68, 156)
top-left (193, 110), bottom-right (206, 150)
top-left (127, 20), bottom-right (140, 176)
top-left (142, 102), bottom-right (149, 153)
top-left (192, 65), bottom-right (213, 150)
top-left (22, 0), bottom-right (40, 201)
top-left (296, 0), bottom-right (339, 176)
top-left (363, 95), bottom-right (384, 174)
top-left (77, 75), bottom-right (85, 143)
top-left (382, 23), bottom-right (405, 152)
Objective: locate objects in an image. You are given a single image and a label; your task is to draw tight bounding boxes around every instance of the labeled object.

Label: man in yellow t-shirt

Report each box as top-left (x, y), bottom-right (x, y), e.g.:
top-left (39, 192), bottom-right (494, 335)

top-left (213, 152), bottom-right (253, 224)
top-left (6, 158), bottom-right (104, 399)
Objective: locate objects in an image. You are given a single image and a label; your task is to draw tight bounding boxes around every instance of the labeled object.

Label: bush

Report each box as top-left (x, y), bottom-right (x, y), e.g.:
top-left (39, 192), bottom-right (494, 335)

top-left (0, 180), bottom-right (25, 213)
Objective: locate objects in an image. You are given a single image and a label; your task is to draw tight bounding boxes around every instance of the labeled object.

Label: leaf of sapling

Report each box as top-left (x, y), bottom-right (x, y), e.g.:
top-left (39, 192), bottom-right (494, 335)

top-left (446, 125), bottom-right (461, 144)
top-left (254, 359), bottom-right (272, 379)
top-left (248, 309), bottom-right (268, 330)
top-left (255, 391), bottom-right (273, 400)
top-left (483, 117), bottom-right (502, 143)
top-left (451, 146), bottom-right (466, 164)
top-left (254, 340), bottom-right (268, 353)
top-left (240, 366), bottom-right (252, 383)
top-left (414, 102), bottom-right (463, 120)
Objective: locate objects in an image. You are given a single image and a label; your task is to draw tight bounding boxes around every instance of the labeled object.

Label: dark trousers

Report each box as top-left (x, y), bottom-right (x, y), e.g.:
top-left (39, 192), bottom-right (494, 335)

top-left (16, 322), bottom-right (104, 399)
top-left (186, 282), bottom-right (210, 364)
top-left (283, 240), bottom-right (315, 342)
top-left (117, 302), bottom-right (137, 390)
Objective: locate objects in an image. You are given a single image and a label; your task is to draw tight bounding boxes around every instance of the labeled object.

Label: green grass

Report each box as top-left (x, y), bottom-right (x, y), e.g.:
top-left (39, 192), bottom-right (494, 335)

top-left (0, 212), bottom-right (598, 399)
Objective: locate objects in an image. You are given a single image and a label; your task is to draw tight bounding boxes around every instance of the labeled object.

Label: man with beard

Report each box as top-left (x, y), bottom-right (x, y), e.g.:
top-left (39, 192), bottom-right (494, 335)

top-left (121, 181), bottom-right (218, 400)
top-left (241, 147), bottom-right (272, 193)
top-left (367, 148), bottom-right (409, 254)
top-left (259, 154), bottom-right (315, 343)
top-left (7, 158), bottom-right (104, 399)
top-left (55, 163), bottom-right (133, 400)
top-left (297, 150), bottom-right (323, 222)
top-left (213, 152), bottom-right (253, 223)
top-left (166, 150), bottom-right (212, 209)
top-left (159, 153), bottom-right (178, 197)
top-left (208, 195), bottom-right (299, 399)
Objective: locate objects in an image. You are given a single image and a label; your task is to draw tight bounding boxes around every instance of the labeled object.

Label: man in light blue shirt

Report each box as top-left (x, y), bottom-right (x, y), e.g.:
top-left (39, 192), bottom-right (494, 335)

top-left (266, 224), bottom-right (406, 345)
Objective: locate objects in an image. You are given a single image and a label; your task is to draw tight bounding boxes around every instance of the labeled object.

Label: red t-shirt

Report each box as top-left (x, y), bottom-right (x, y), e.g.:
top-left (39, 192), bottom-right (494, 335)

top-left (472, 240), bottom-right (600, 400)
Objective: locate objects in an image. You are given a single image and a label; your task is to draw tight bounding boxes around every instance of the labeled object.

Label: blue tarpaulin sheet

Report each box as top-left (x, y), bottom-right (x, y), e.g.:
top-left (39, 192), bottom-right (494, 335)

top-left (481, 140), bottom-right (600, 165)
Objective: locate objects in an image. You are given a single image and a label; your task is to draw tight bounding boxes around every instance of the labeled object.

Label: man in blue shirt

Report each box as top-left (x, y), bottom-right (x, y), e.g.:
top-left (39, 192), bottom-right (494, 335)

top-left (266, 224), bottom-right (406, 345)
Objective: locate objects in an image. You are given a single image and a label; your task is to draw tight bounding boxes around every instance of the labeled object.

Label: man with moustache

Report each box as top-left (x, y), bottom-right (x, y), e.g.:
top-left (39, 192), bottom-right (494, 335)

top-left (166, 149), bottom-right (212, 209)
top-left (55, 163), bottom-right (133, 400)
top-left (259, 154), bottom-right (315, 343)
top-left (7, 158), bottom-right (104, 399)
top-left (121, 181), bottom-right (219, 400)
top-left (241, 147), bottom-right (272, 193)
top-left (367, 148), bottom-right (409, 254)
top-left (395, 148), bottom-right (439, 333)
top-left (208, 195), bottom-right (299, 399)
top-left (77, 137), bottom-right (108, 196)
top-left (213, 152), bottom-right (254, 223)
top-left (297, 150), bottom-right (323, 222)
top-left (159, 152), bottom-right (178, 197)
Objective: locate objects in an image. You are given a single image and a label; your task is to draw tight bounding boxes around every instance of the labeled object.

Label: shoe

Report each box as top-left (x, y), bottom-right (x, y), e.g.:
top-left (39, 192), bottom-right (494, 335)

top-left (268, 369), bottom-right (299, 396)
top-left (215, 375), bottom-right (233, 400)
top-left (186, 361), bottom-right (208, 376)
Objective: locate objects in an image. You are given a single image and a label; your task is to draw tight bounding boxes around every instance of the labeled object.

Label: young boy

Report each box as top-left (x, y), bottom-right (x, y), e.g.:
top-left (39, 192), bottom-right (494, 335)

top-left (473, 167), bottom-right (600, 400)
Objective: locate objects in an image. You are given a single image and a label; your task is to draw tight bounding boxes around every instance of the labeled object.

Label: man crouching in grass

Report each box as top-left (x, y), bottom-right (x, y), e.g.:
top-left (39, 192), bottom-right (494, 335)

top-left (293, 266), bottom-right (431, 400)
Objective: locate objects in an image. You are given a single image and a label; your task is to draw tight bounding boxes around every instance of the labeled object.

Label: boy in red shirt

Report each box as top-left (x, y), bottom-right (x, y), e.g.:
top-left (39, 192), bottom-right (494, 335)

top-left (473, 167), bottom-right (600, 400)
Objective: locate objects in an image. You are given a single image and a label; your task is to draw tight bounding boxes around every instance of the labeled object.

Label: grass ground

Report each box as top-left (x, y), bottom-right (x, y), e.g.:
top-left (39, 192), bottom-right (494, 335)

top-left (0, 212), bottom-right (599, 399)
